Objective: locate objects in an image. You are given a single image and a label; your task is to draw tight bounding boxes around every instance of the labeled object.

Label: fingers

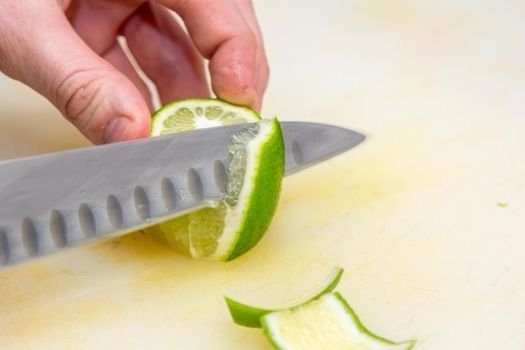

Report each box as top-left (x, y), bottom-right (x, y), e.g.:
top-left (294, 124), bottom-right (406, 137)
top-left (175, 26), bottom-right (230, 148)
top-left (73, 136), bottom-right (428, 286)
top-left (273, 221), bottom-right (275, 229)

top-left (69, 0), bottom-right (268, 109)
top-left (66, 0), bottom-right (143, 54)
top-left (0, 0), bottom-right (269, 148)
top-left (123, 3), bottom-right (209, 104)
top-left (66, 0), bottom-right (152, 109)
top-left (232, 0), bottom-right (269, 110)
top-left (0, 1), bottom-right (150, 144)
top-left (158, 0), bottom-right (261, 109)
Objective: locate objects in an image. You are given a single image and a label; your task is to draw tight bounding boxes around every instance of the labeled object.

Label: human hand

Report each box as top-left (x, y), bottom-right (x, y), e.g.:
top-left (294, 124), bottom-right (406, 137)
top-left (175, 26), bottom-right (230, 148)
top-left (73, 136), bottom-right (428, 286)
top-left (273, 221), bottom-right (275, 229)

top-left (0, 0), bottom-right (269, 144)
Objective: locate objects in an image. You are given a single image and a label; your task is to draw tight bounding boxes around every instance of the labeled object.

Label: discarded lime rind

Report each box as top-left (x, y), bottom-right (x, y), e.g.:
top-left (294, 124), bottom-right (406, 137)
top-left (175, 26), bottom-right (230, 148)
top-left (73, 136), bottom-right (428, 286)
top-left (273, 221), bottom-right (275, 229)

top-left (261, 292), bottom-right (417, 350)
top-left (225, 266), bottom-right (344, 328)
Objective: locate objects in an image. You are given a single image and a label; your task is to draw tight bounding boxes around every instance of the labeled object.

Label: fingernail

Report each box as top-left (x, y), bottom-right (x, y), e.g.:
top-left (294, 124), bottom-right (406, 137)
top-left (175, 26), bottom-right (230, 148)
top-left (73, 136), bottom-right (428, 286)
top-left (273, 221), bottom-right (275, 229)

top-left (103, 117), bottom-right (130, 143)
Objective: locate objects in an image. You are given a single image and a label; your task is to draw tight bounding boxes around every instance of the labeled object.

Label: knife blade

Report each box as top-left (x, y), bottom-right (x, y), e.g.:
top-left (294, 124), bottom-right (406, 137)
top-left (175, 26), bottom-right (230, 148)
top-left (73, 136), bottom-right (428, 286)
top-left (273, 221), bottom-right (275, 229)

top-left (0, 121), bottom-right (365, 269)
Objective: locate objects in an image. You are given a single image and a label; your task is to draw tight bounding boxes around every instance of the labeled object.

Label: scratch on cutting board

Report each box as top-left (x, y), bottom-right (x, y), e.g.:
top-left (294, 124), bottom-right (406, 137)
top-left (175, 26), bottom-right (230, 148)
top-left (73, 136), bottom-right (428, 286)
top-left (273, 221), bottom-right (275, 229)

top-left (384, 222), bottom-right (424, 263)
top-left (490, 266), bottom-right (510, 287)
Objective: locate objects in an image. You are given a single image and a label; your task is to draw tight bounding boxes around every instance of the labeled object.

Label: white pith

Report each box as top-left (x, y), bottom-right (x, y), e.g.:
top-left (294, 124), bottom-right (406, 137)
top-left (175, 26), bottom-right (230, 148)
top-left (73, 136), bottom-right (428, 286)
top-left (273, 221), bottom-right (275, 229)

top-left (212, 119), bottom-right (273, 258)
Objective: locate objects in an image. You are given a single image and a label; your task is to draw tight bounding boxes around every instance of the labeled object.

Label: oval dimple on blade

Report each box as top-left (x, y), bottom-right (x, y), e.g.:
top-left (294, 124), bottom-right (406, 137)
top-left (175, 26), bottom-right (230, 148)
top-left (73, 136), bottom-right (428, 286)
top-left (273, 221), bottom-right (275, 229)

top-left (21, 218), bottom-right (39, 257)
top-left (291, 140), bottom-right (304, 165)
top-left (187, 168), bottom-right (204, 202)
top-left (213, 159), bottom-right (228, 194)
top-left (134, 186), bottom-right (151, 220)
top-left (281, 122), bottom-right (366, 175)
top-left (0, 228), bottom-right (9, 266)
top-left (161, 177), bottom-right (178, 211)
top-left (106, 195), bottom-right (124, 229)
top-left (49, 210), bottom-right (68, 247)
top-left (79, 204), bottom-right (96, 237)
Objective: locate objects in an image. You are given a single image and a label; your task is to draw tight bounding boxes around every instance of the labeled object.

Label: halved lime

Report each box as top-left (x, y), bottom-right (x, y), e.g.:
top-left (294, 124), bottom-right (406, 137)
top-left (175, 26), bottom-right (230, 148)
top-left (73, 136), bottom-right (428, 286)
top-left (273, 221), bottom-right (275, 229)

top-left (147, 98), bottom-right (284, 261)
top-left (225, 266), bottom-right (344, 328)
top-left (261, 292), bottom-right (417, 350)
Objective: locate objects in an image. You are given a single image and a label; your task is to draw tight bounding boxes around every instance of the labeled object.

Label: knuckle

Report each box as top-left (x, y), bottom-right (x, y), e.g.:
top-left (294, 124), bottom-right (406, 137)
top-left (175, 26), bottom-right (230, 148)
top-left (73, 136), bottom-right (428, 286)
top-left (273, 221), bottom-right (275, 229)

top-left (56, 67), bottom-right (104, 129)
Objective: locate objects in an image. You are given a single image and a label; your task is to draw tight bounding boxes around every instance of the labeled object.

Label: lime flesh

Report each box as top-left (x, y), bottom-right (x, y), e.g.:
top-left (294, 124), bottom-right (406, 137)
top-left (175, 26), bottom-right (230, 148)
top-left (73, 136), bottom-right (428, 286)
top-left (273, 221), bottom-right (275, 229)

top-left (150, 98), bottom-right (260, 136)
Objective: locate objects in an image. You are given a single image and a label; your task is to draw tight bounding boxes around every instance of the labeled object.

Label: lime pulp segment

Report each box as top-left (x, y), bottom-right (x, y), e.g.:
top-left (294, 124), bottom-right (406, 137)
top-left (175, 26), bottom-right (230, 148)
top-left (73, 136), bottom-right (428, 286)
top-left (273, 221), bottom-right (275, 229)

top-left (150, 98), bottom-right (260, 136)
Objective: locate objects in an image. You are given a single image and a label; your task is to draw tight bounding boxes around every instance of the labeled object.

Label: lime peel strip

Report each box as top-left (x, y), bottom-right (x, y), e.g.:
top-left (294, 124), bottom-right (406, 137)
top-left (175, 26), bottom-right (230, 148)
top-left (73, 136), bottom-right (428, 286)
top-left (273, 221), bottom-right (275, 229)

top-left (225, 266), bottom-right (344, 328)
top-left (331, 292), bottom-right (417, 350)
top-left (261, 292), bottom-right (417, 350)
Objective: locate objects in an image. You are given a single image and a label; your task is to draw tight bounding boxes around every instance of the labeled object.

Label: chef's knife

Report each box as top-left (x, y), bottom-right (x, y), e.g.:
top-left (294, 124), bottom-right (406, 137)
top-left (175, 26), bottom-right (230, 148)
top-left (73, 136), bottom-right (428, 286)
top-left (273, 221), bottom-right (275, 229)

top-left (0, 122), bottom-right (365, 269)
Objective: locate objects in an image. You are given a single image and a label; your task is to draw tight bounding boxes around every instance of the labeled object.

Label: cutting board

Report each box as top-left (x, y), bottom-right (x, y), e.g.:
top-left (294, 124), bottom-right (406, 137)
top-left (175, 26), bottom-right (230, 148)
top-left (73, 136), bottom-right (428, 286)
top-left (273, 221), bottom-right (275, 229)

top-left (1, 0), bottom-right (525, 348)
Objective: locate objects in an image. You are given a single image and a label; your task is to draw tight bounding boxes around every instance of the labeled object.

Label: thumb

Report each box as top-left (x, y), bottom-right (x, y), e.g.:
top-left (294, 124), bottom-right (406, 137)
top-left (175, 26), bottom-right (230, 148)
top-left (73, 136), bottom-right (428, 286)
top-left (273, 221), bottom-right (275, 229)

top-left (0, 1), bottom-right (150, 144)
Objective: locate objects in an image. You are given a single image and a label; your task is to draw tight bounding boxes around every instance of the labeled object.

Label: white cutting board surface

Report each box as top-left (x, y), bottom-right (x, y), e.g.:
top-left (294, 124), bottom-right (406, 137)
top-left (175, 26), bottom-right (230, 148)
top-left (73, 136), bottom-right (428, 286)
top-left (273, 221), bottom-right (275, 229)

top-left (1, 0), bottom-right (525, 349)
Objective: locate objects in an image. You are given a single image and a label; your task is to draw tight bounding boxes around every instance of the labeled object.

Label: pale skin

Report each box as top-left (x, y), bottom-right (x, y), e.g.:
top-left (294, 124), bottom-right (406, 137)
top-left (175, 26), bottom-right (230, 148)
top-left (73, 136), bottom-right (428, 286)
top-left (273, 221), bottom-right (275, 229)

top-left (0, 0), bottom-right (269, 144)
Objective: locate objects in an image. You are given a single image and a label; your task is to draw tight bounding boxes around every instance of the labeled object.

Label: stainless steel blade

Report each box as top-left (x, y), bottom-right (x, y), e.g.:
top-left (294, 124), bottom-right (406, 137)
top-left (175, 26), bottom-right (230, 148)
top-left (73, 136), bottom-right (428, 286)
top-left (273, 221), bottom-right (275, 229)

top-left (0, 122), bottom-right (365, 269)
top-left (282, 122), bottom-right (365, 175)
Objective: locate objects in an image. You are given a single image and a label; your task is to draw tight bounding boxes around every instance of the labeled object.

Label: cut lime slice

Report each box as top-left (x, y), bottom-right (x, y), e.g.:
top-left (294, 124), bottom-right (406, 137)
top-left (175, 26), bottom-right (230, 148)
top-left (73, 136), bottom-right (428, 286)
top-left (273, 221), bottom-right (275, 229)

top-left (261, 292), bottom-right (417, 350)
top-left (150, 98), bottom-right (260, 136)
top-left (225, 266), bottom-right (344, 328)
top-left (147, 99), bottom-right (284, 261)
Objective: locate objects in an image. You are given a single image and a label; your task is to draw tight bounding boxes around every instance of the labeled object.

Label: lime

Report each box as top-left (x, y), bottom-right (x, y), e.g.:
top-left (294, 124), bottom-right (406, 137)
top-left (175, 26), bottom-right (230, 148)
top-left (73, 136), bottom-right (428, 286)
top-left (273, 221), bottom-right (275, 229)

top-left (225, 266), bottom-right (344, 328)
top-left (261, 292), bottom-right (417, 350)
top-left (150, 98), bottom-right (260, 135)
top-left (147, 98), bottom-right (284, 261)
